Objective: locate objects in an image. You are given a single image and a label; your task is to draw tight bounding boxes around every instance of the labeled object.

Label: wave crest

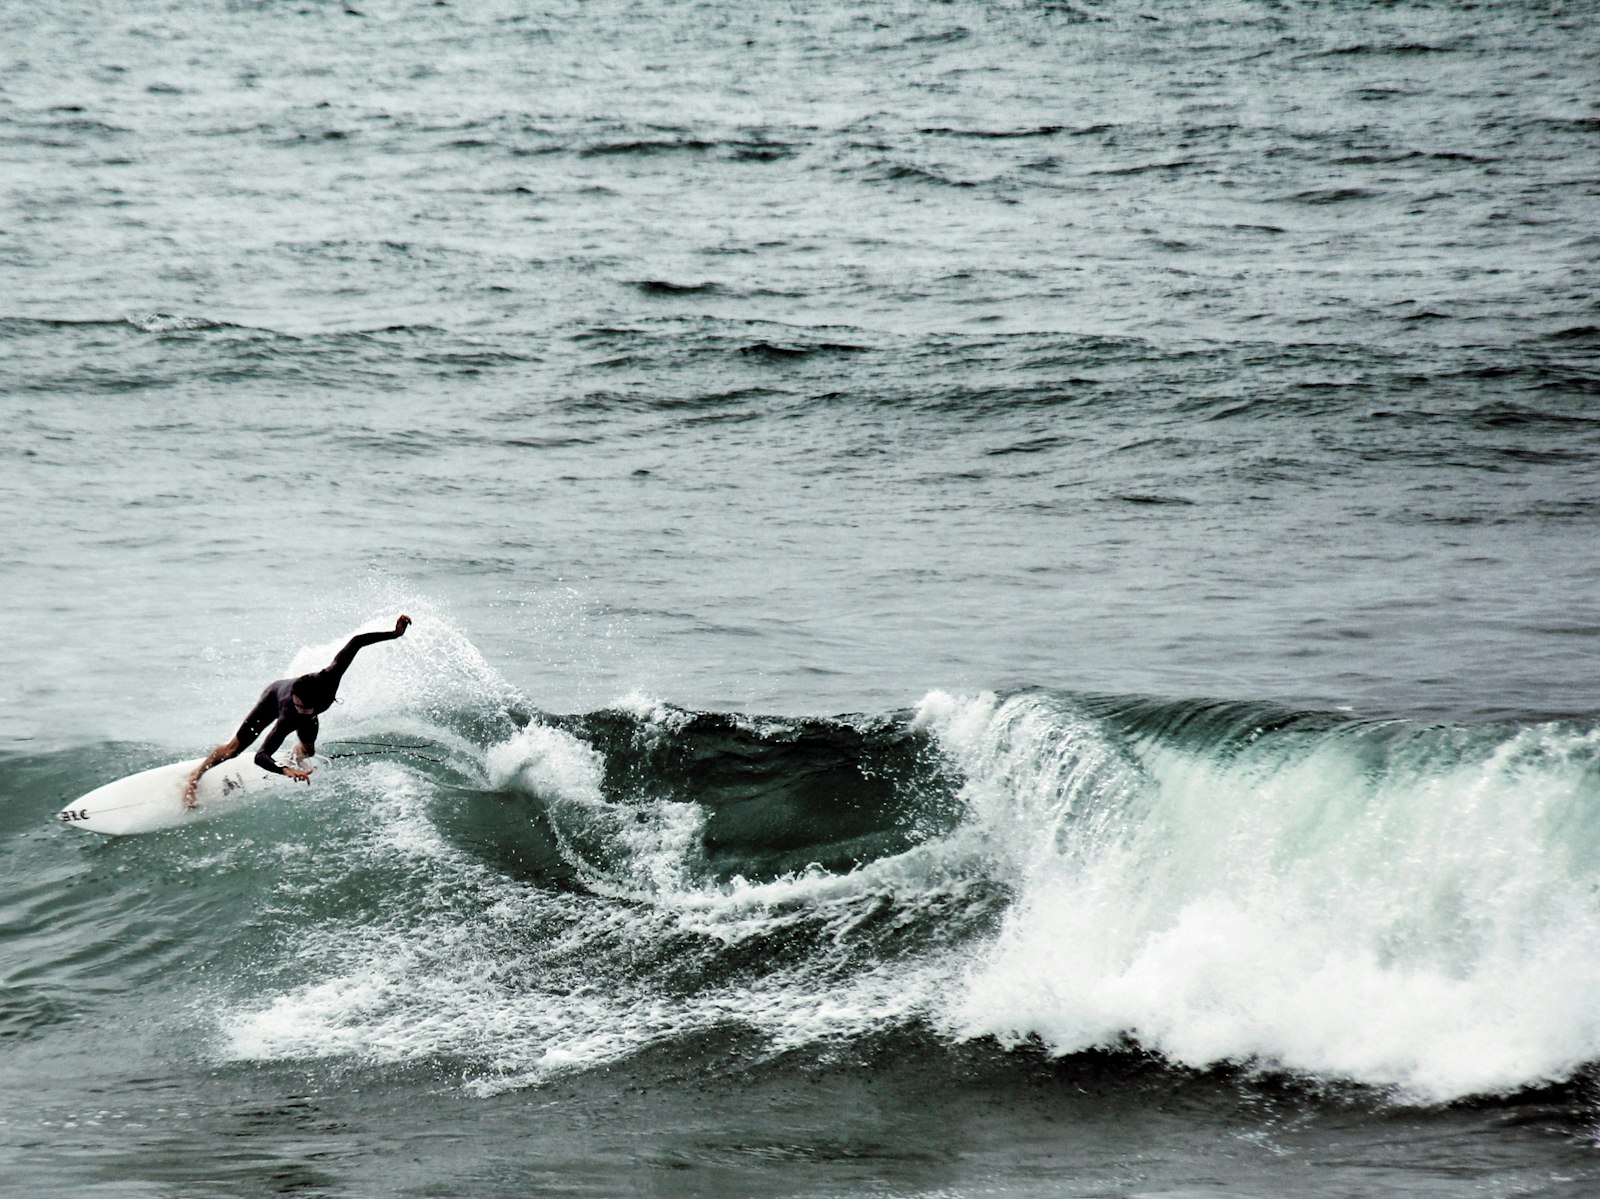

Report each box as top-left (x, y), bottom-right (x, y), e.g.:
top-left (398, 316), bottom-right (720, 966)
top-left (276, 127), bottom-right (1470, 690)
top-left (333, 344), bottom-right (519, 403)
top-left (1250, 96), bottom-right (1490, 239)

top-left (919, 691), bottom-right (1600, 1101)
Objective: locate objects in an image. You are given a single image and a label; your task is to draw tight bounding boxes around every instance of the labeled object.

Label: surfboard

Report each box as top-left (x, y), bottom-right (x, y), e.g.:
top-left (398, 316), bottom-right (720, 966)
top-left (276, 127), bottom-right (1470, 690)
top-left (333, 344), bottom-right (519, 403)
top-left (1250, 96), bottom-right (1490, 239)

top-left (56, 757), bottom-right (310, 837)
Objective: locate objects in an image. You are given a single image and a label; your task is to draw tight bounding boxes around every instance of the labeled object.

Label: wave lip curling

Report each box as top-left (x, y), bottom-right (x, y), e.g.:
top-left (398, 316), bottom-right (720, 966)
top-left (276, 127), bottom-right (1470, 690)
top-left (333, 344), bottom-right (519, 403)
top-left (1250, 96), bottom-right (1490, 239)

top-left (921, 690), bottom-right (1600, 1102)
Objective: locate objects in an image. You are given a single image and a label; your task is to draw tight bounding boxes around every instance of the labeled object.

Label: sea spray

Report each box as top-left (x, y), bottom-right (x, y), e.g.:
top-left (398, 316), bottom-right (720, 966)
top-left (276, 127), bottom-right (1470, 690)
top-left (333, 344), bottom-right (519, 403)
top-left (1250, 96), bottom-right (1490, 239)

top-left (283, 600), bottom-right (523, 750)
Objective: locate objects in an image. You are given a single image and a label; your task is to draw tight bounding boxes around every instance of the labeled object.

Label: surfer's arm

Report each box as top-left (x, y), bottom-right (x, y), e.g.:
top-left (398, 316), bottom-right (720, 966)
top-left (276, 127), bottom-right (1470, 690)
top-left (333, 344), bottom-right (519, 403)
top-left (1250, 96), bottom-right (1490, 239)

top-left (255, 720), bottom-right (312, 782)
top-left (328, 614), bottom-right (412, 674)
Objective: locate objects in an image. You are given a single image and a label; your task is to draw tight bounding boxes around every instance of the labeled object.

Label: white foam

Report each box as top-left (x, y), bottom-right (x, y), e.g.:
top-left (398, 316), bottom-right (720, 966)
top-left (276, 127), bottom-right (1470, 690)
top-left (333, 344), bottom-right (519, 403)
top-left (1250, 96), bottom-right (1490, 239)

top-left (921, 692), bottom-right (1600, 1101)
top-left (608, 690), bottom-right (687, 728)
top-left (222, 842), bottom-right (969, 1098)
top-left (486, 721), bottom-right (708, 900)
top-left (485, 722), bottom-right (605, 798)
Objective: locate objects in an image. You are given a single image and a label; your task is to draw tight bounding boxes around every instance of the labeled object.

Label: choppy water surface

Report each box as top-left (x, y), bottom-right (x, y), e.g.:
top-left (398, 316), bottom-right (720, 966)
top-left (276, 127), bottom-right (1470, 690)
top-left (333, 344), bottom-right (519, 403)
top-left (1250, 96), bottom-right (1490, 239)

top-left (4, 1), bottom-right (1600, 1196)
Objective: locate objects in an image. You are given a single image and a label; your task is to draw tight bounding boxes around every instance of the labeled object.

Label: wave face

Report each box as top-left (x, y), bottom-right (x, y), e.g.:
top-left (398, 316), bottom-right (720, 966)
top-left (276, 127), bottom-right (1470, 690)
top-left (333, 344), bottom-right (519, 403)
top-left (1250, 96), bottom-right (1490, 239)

top-left (215, 696), bottom-right (999, 1097)
top-left (71, 636), bottom-right (1583, 1105)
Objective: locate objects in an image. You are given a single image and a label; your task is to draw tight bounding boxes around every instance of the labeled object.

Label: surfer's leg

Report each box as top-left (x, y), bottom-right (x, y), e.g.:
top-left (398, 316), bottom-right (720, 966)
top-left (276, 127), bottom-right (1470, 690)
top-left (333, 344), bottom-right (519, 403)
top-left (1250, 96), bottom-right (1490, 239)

top-left (232, 692), bottom-right (280, 752)
top-left (184, 736), bottom-right (242, 808)
top-left (185, 691), bottom-right (278, 807)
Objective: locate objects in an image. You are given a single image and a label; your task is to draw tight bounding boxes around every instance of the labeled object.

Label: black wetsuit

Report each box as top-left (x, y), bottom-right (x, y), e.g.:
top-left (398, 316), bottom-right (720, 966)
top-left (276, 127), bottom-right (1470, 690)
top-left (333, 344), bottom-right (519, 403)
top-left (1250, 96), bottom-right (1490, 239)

top-left (230, 628), bottom-right (405, 774)
top-left (234, 678), bottom-right (319, 775)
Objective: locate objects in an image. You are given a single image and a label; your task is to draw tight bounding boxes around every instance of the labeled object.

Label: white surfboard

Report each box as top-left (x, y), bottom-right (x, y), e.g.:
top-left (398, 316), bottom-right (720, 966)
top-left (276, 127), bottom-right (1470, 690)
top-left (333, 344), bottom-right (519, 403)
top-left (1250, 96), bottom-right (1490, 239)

top-left (56, 757), bottom-right (311, 836)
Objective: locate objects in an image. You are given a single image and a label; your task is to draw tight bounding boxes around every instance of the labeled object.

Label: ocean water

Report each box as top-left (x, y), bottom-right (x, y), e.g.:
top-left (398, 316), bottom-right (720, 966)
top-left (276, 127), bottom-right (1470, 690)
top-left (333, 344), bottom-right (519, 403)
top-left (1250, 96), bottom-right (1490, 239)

top-left (4, 0), bottom-right (1600, 1195)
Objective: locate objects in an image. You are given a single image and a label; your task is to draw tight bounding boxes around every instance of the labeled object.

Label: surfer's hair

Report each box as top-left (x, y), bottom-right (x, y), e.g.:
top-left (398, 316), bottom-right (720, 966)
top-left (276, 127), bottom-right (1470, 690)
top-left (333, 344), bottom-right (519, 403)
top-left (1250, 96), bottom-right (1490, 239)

top-left (291, 674), bottom-right (332, 707)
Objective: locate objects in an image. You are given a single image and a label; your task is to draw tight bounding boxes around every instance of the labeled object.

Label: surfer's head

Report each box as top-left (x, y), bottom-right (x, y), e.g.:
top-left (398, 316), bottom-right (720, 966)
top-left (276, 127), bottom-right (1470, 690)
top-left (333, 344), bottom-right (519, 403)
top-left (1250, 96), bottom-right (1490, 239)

top-left (290, 674), bottom-right (333, 714)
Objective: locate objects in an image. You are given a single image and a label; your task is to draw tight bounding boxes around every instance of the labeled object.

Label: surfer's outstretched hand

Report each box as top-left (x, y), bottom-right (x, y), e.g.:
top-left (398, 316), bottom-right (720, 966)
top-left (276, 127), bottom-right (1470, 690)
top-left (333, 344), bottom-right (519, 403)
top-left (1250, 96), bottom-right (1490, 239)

top-left (283, 767), bottom-right (313, 784)
top-left (395, 614), bottom-right (412, 635)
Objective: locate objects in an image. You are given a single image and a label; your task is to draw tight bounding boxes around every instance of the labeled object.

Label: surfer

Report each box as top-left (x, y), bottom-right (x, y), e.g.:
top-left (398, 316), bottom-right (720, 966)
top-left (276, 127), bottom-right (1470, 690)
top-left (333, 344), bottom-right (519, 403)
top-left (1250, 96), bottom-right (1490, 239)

top-left (182, 615), bottom-right (412, 808)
